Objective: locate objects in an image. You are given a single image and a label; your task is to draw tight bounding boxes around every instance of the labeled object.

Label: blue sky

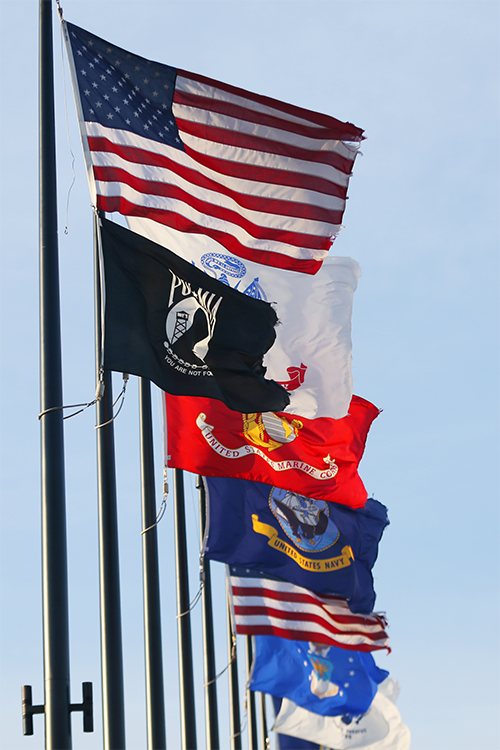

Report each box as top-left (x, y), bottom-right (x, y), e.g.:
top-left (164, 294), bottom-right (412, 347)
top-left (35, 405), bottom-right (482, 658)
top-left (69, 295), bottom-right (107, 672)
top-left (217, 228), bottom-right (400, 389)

top-left (1, 2), bottom-right (499, 749)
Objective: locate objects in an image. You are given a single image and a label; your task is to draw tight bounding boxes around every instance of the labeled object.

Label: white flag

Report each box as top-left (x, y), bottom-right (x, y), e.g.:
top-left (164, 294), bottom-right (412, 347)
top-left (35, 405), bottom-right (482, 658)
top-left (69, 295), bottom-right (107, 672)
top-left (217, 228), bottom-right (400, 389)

top-left (273, 678), bottom-right (411, 750)
top-left (127, 217), bottom-right (359, 419)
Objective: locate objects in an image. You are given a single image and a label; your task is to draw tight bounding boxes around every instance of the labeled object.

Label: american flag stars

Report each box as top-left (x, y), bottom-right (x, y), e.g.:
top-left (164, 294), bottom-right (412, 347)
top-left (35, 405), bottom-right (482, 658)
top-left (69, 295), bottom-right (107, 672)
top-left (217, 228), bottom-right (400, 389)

top-left (66, 23), bottom-right (182, 149)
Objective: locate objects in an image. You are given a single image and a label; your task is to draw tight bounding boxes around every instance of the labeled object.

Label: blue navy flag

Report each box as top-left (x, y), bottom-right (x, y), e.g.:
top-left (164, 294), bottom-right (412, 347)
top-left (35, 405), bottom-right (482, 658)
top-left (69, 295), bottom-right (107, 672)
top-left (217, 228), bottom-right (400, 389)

top-left (204, 477), bottom-right (389, 613)
top-left (250, 636), bottom-right (388, 718)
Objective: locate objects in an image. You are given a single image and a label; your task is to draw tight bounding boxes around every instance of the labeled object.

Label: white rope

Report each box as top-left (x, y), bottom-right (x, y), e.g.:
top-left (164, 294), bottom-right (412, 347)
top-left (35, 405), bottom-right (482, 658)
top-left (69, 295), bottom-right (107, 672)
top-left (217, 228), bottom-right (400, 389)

top-left (140, 496), bottom-right (167, 536)
top-left (94, 373), bottom-right (129, 429)
top-left (94, 211), bottom-right (107, 377)
top-left (203, 633), bottom-right (237, 687)
top-left (139, 385), bottom-right (170, 536)
top-left (175, 582), bottom-right (204, 619)
top-left (59, 16), bottom-right (76, 235)
top-left (157, 385), bottom-right (169, 497)
top-left (38, 398), bottom-right (98, 421)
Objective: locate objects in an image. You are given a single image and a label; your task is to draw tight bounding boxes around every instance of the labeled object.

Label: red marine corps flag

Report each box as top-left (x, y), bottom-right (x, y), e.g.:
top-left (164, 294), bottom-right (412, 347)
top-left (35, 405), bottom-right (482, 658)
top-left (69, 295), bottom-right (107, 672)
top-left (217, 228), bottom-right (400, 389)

top-left (165, 394), bottom-right (379, 507)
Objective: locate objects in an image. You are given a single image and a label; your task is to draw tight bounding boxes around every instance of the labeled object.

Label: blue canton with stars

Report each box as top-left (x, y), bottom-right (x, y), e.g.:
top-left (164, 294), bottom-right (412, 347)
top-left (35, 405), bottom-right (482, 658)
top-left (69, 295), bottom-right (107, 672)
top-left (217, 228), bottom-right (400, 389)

top-left (65, 22), bottom-right (184, 151)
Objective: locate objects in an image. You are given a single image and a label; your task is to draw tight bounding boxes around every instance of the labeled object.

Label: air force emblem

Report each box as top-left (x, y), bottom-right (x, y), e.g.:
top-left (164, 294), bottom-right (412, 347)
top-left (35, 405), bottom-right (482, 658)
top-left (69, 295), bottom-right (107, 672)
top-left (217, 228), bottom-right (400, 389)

top-left (307, 643), bottom-right (342, 699)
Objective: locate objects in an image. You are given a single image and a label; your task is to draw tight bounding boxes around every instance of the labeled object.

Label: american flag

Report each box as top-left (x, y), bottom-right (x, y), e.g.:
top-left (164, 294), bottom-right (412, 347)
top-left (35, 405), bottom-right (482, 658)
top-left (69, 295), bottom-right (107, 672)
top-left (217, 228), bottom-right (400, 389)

top-left (64, 22), bottom-right (363, 274)
top-left (229, 567), bottom-right (389, 653)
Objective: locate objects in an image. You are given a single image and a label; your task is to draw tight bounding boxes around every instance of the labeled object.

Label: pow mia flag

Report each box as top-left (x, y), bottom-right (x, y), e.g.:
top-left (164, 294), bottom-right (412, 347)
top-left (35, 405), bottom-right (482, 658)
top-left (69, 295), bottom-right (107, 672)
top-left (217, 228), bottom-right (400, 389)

top-left (99, 217), bottom-right (290, 413)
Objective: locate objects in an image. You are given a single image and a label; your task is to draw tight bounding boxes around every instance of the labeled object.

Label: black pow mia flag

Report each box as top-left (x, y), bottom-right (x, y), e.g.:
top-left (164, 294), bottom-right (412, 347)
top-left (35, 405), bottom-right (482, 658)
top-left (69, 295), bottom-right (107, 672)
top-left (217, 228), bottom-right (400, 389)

top-left (99, 218), bottom-right (290, 413)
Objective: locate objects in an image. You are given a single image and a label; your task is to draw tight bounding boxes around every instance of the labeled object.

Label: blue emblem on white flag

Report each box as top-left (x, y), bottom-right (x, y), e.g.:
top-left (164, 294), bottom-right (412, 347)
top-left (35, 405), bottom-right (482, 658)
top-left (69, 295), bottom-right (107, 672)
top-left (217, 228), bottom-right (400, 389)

top-left (200, 252), bottom-right (267, 300)
top-left (273, 677), bottom-right (411, 750)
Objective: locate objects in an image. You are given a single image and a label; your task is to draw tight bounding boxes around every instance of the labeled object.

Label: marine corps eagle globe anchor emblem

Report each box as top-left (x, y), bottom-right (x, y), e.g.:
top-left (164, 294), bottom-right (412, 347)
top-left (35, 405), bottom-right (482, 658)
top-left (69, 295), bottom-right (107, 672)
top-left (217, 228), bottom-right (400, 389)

top-left (195, 410), bottom-right (340, 482)
top-left (242, 412), bottom-right (303, 452)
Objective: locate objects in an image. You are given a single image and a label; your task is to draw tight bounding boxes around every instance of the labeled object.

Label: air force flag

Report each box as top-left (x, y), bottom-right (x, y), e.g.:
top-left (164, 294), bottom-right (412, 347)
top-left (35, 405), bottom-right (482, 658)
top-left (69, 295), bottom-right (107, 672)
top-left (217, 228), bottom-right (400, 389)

top-left (249, 636), bottom-right (389, 717)
top-left (203, 476), bottom-right (389, 613)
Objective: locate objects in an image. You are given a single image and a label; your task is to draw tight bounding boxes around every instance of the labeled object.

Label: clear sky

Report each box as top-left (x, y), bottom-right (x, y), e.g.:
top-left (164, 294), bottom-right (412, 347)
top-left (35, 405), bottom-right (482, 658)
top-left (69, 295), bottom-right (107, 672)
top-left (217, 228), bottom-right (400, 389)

top-left (1, 1), bottom-right (499, 749)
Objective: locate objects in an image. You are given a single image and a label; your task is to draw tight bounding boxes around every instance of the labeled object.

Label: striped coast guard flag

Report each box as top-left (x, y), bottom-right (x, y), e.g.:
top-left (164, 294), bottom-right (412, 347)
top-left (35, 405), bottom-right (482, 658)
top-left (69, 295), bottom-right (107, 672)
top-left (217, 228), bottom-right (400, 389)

top-left (64, 21), bottom-right (363, 274)
top-left (228, 567), bottom-right (389, 653)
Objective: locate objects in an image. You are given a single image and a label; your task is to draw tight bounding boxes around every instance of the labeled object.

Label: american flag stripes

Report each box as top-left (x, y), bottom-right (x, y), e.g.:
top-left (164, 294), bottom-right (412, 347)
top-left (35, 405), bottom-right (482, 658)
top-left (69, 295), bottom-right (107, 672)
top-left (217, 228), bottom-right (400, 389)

top-left (64, 22), bottom-right (363, 274)
top-left (228, 567), bottom-right (389, 653)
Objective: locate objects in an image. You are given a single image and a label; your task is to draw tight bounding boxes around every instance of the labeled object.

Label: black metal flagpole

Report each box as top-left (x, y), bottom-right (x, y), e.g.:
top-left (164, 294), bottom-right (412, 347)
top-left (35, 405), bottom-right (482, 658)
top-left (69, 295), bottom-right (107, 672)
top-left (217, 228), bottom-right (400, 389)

top-left (37, 1), bottom-right (72, 745)
top-left (227, 598), bottom-right (242, 750)
top-left (198, 479), bottom-right (220, 749)
top-left (22, 0), bottom-right (88, 750)
top-left (139, 378), bottom-right (167, 750)
top-left (94, 214), bottom-right (126, 749)
top-left (259, 694), bottom-right (268, 750)
top-left (173, 468), bottom-right (197, 750)
top-left (245, 637), bottom-right (258, 750)
top-left (24, 3), bottom-right (93, 745)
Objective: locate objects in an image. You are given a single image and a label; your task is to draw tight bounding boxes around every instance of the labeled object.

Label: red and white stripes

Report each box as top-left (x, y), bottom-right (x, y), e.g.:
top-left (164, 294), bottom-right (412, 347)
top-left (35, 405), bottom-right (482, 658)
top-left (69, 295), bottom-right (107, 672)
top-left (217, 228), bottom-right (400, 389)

top-left (230, 572), bottom-right (389, 652)
top-left (86, 69), bottom-right (362, 273)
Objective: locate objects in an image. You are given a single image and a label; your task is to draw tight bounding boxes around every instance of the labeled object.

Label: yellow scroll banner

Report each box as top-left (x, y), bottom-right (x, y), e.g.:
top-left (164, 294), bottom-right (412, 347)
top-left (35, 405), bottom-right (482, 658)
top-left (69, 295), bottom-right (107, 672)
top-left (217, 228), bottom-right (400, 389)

top-left (251, 514), bottom-right (354, 573)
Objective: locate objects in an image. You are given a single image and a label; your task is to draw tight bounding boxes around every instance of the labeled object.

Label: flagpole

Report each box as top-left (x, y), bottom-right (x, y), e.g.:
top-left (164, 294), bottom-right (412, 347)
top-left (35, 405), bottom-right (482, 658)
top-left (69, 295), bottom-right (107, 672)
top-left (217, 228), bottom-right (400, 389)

top-left (173, 468), bottom-right (197, 750)
top-left (227, 599), bottom-right (242, 750)
top-left (245, 638), bottom-right (258, 750)
top-left (38, 1), bottom-right (71, 746)
top-left (198, 479), bottom-right (220, 750)
top-left (94, 215), bottom-right (126, 750)
top-left (139, 378), bottom-right (167, 750)
top-left (259, 695), bottom-right (268, 750)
